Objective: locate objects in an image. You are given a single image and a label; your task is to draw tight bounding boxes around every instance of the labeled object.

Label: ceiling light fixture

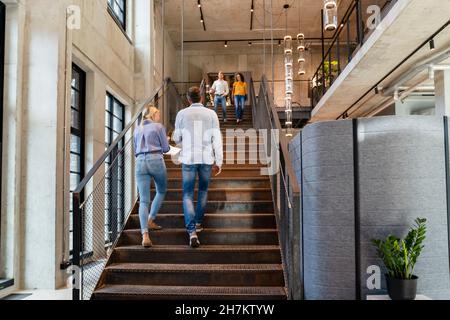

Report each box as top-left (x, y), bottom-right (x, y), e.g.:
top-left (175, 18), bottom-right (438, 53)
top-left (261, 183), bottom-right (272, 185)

top-left (250, 0), bottom-right (255, 30)
top-left (324, 1), bottom-right (338, 32)
top-left (224, 41), bottom-right (228, 48)
top-left (283, 4), bottom-right (293, 137)
top-left (198, 0), bottom-right (206, 31)
top-left (429, 39), bottom-right (436, 50)
top-left (297, 1), bottom-right (306, 77)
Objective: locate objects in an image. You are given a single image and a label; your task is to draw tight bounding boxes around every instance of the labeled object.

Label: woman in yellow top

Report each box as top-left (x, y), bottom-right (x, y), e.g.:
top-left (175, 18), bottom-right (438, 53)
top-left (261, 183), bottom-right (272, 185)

top-left (232, 73), bottom-right (248, 124)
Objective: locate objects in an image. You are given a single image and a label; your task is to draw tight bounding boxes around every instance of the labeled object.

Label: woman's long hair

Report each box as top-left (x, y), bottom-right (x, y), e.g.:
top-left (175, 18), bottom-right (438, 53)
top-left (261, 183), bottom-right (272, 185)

top-left (236, 73), bottom-right (245, 83)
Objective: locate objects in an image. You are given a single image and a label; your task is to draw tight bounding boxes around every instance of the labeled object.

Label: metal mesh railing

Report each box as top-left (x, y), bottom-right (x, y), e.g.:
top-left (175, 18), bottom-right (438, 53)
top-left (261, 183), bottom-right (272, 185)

top-left (311, 0), bottom-right (398, 108)
top-left (78, 138), bottom-right (135, 300)
top-left (72, 78), bottom-right (186, 300)
top-left (250, 76), bottom-right (303, 300)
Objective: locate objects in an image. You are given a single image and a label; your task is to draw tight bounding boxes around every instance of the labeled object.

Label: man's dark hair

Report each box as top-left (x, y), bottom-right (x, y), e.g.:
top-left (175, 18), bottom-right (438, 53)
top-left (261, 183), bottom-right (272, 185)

top-left (187, 86), bottom-right (201, 103)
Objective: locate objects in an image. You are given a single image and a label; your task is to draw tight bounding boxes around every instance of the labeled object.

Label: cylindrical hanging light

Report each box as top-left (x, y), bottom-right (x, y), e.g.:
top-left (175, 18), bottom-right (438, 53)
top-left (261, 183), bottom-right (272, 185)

top-left (285, 53), bottom-right (294, 80)
top-left (298, 61), bottom-right (306, 76)
top-left (324, 6), bottom-right (338, 31)
top-left (284, 35), bottom-right (293, 54)
top-left (285, 96), bottom-right (293, 126)
top-left (323, 0), bottom-right (337, 9)
top-left (296, 33), bottom-right (305, 51)
top-left (297, 51), bottom-right (305, 63)
top-left (284, 4), bottom-right (293, 137)
top-left (285, 79), bottom-right (294, 95)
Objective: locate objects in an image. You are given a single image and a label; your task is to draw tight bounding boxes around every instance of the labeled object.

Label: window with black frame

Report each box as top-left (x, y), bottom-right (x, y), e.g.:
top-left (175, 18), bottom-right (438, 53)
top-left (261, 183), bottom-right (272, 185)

top-left (69, 64), bottom-right (86, 254)
top-left (0, 1), bottom-right (6, 285)
top-left (107, 0), bottom-right (126, 31)
top-left (105, 93), bottom-right (125, 246)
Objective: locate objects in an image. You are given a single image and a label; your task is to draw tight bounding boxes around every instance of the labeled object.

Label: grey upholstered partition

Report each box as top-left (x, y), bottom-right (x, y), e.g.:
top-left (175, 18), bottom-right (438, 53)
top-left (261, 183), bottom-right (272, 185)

top-left (289, 116), bottom-right (450, 300)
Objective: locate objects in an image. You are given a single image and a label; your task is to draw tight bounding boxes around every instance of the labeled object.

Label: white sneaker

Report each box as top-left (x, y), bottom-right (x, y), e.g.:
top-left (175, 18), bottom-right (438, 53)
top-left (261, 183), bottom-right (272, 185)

top-left (189, 232), bottom-right (200, 248)
top-left (196, 223), bottom-right (204, 233)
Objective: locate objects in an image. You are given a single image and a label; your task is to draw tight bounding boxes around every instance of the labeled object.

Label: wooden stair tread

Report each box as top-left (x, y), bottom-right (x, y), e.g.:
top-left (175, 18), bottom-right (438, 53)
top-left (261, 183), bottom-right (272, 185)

top-left (94, 285), bottom-right (287, 298)
top-left (106, 263), bottom-right (283, 272)
top-left (114, 244), bottom-right (281, 251)
top-left (123, 228), bottom-right (278, 233)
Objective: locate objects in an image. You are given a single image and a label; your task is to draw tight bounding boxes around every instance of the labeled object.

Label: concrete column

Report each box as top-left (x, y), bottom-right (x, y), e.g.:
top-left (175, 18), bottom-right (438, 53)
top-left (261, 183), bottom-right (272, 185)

top-left (84, 71), bottom-right (107, 260)
top-left (20, 0), bottom-right (69, 289)
top-left (435, 70), bottom-right (450, 116)
top-left (0, 1), bottom-right (26, 292)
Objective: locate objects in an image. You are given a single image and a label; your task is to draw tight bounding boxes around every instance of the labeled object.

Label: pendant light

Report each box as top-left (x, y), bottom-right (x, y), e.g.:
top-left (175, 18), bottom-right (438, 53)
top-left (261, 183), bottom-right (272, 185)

top-left (297, 1), bottom-right (306, 77)
top-left (324, 4), bottom-right (338, 31)
top-left (283, 4), bottom-right (293, 137)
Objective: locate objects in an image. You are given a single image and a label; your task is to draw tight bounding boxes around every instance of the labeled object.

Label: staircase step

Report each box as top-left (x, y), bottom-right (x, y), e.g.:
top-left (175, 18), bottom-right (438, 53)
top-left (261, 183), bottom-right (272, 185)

top-left (162, 177), bottom-right (271, 189)
top-left (126, 214), bottom-right (277, 229)
top-left (158, 200), bottom-right (274, 214)
top-left (164, 160), bottom-right (266, 169)
top-left (103, 263), bottom-right (284, 287)
top-left (167, 168), bottom-right (266, 178)
top-left (160, 188), bottom-right (272, 201)
top-left (92, 285), bottom-right (287, 300)
top-left (118, 228), bottom-right (279, 246)
top-left (111, 245), bottom-right (282, 264)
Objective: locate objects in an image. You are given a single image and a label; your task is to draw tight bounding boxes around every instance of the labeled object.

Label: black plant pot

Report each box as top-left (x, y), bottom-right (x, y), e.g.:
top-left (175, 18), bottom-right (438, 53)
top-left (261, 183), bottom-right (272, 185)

top-left (385, 275), bottom-right (418, 300)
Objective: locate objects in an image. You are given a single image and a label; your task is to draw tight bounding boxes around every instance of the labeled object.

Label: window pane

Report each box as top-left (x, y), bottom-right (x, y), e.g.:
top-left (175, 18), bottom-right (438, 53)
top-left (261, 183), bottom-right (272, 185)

top-left (70, 173), bottom-right (80, 191)
top-left (72, 71), bottom-right (80, 90)
top-left (71, 135), bottom-right (81, 154)
top-left (70, 154), bottom-right (81, 173)
top-left (71, 109), bottom-right (80, 131)
top-left (113, 117), bottom-right (123, 132)
top-left (113, 101), bottom-right (123, 118)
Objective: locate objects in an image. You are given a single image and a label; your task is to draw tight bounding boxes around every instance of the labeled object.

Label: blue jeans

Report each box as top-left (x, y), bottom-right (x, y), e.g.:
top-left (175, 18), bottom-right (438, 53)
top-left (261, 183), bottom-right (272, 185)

top-left (214, 95), bottom-right (227, 119)
top-left (136, 154), bottom-right (167, 234)
top-left (182, 164), bottom-right (213, 234)
top-left (234, 95), bottom-right (246, 120)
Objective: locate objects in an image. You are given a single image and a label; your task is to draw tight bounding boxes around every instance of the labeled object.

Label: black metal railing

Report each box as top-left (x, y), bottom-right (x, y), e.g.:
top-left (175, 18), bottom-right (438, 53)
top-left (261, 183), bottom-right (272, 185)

top-left (72, 78), bottom-right (186, 300)
top-left (250, 76), bottom-right (303, 300)
top-left (311, 0), bottom-right (398, 107)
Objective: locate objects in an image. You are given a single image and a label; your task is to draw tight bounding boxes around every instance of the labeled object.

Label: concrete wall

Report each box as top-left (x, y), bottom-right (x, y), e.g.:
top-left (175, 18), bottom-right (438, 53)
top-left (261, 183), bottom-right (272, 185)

top-left (0, 0), bottom-right (180, 293)
top-left (289, 116), bottom-right (450, 300)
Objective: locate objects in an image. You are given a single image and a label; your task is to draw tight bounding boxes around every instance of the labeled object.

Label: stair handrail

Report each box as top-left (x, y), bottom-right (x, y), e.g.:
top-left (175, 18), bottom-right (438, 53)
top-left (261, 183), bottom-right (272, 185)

top-left (257, 75), bottom-right (300, 195)
top-left (250, 76), bottom-right (303, 300)
top-left (72, 77), bottom-right (184, 300)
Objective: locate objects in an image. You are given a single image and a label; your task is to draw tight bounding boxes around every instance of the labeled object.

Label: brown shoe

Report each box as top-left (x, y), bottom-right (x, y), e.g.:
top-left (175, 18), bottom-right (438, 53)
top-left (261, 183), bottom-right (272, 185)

top-left (142, 232), bottom-right (153, 248)
top-left (148, 220), bottom-right (163, 231)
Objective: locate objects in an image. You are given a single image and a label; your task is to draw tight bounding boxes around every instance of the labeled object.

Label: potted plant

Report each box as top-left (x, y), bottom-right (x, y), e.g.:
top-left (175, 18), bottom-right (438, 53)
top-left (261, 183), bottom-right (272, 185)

top-left (371, 218), bottom-right (427, 300)
top-left (323, 60), bottom-right (339, 87)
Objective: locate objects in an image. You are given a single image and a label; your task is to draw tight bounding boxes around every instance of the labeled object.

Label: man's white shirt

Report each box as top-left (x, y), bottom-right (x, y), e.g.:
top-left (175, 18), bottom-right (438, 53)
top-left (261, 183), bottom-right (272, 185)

top-left (173, 103), bottom-right (224, 167)
top-left (211, 79), bottom-right (229, 96)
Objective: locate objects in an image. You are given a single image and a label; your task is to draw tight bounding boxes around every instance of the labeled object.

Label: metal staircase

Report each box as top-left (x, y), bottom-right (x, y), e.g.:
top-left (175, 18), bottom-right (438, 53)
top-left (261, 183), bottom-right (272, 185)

top-left (90, 104), bottom-right (287, 300)
top-left (71, 77), bottom-right (302, 300)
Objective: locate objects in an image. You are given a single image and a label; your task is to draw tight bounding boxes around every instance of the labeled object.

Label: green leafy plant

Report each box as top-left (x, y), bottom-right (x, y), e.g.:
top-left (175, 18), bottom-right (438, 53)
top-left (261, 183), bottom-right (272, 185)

top-left (322, 60), bottom-right (339, 87)
top-left (371, 218), bottom-right (427, 280)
